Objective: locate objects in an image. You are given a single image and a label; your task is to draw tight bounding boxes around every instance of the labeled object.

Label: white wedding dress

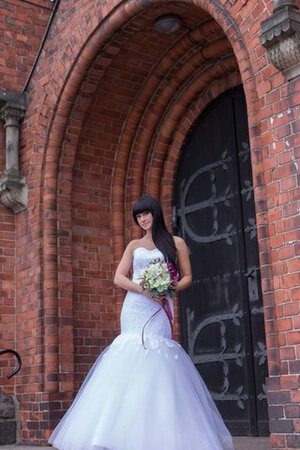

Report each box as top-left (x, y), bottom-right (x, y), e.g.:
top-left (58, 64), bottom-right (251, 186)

top-left (49, 247), bottom-right (235, 450)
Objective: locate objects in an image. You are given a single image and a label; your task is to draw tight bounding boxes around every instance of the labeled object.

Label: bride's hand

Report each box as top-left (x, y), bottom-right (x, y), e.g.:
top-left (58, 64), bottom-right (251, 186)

top-left (153, 293), bottom-right (166, 303)
top-left (136, 282), bottom-right (152, 299)
top-left (140, 285), bottom-right (159, 301)
top-left (142, 288), bottom-right (153, 299)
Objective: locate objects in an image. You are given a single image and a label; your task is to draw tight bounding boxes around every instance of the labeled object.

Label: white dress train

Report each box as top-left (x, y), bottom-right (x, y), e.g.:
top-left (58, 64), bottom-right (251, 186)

top-left (49, 247), bottom-right (235, 450)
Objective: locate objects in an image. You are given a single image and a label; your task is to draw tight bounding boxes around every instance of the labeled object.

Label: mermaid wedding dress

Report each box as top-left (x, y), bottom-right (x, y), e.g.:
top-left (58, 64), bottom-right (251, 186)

top-left (49, 247), bottom-right (235, 450)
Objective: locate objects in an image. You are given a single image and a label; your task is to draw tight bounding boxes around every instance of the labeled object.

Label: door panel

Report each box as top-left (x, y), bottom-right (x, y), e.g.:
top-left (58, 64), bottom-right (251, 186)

top-left (173, 87), bottom-right (269, 436)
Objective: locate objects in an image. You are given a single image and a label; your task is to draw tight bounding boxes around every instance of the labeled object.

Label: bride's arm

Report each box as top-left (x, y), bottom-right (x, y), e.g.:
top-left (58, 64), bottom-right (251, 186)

top-left (113, 241), bottom-right (144, 294)
top-left (174, 236), bottom-right (192, 292)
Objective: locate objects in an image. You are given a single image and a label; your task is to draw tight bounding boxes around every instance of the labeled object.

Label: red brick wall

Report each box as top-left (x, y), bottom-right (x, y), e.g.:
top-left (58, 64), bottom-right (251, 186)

top-left (0, 0), bottom-right (299, 447)
top-left (72, 138), bottom-right (116, 389)
top-left (0, 0), bottom-right (52, 408)
top-left (0, 119), bottom-right (16, 392)
top-left (260, 78), bottom-right (300, 450)
top-left (0, 209), bottom-right (15, 389)
top-left (0, 0), bottom-right (52, 92)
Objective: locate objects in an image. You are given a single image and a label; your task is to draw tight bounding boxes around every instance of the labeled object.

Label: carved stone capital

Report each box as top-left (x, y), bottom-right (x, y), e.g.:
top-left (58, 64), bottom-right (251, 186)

top-left (0, 102), bottom-right (26, 127)
top-left (260, 2), bottom-right (300, 80)
top-left (0, 169), bottom-right (28, 214)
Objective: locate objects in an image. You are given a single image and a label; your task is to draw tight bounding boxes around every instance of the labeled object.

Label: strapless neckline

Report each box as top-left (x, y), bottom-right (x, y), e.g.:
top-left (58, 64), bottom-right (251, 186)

top-left (133, 246), bottom-right (159, 253)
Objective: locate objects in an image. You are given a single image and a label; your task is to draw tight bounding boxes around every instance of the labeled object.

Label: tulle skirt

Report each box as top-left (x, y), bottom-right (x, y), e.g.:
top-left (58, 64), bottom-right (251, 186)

top-left (49, 332), bottom-right (234, 450)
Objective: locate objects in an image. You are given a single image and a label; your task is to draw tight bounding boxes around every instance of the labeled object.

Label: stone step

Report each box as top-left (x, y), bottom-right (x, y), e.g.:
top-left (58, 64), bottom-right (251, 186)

top-left (0, 436), bottom-right (271, 450)
top-left (233, 437), bottom-right (271, 449)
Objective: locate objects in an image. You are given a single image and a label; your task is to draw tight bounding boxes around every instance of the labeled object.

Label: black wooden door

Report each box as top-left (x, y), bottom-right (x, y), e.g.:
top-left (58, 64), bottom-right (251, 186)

top-left (173, 87), bottom-right (269, 436)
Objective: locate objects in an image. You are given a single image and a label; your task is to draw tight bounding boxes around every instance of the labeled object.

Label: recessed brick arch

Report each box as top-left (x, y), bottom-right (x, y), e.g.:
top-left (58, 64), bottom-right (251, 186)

top-left (49, 0), bottom-right (260, 349)
top-left (18, 0), bottom-right (274, 443)
top-left (124, 42), bottom-right (235, 218)
top-left (110, 2), bottom-right (260, 259)
top-left (61, 0), bottom-right (263, 389)
top-left (111, 18), bottom-right (227, 255)
top-left (128, 55), bottom-right (238, 206)
top-left (39, 0), bottom-right (259, 250)
top-left (159, 70), bottom-right (243, 214)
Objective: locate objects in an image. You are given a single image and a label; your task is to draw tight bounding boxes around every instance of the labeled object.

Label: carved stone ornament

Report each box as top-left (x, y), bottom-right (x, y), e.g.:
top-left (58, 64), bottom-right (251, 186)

top-left (0, 169), bottom-right (28, 214)
top-left (0, 96), bottom-right (28, 214)
top-left (1, 104), bottom-right (25, 126)
top-left (260, 0), bottom-right (300, 80)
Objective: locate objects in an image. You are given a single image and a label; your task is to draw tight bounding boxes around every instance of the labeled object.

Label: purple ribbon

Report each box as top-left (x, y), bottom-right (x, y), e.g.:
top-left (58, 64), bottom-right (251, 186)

top-left (141, 296), bottom-right (173, 349)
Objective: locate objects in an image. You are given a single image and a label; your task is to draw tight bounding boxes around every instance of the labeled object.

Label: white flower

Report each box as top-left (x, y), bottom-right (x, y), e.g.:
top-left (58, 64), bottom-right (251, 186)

top-left (141, 259), bottom-right (172, 298)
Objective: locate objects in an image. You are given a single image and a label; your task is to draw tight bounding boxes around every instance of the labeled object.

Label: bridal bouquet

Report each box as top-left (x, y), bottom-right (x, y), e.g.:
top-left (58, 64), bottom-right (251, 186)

top-left (140, 259), bottom-right (178, 300)
top-left (140, 259), bottom-right (178, 349)
top-left (139, 258), bottom-right (179, 348)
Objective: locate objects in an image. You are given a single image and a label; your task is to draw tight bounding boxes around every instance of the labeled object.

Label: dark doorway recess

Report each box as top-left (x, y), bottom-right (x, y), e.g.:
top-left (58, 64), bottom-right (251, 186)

top-left (173, 86), bottom-right (269, 436)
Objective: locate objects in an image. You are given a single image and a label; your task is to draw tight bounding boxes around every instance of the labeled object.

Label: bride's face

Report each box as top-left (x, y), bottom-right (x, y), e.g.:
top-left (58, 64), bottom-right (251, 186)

top-left (136, 211), bottom-right (153, 231)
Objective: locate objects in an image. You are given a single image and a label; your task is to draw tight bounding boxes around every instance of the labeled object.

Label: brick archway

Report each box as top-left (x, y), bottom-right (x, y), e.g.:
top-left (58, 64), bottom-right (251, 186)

top-left (52, 0), bottom-right (269, 426)
top-left (18, 0), bottom-right (277, 444)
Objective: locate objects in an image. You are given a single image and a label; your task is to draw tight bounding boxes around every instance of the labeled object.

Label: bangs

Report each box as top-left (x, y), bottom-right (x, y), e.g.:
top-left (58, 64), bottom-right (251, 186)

top-left (132, 195), bottom-right (155, 218)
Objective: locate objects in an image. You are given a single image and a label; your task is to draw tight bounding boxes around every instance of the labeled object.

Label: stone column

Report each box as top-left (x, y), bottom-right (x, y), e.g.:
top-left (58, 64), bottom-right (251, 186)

top-left (0, 102), bottom-right (28, 214)
top-left (1, 103), bottom-right (25, 173)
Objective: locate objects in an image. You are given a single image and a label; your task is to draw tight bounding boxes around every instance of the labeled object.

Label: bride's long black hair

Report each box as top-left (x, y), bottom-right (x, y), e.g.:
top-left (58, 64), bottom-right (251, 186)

top-left (133, 195), bottom-right (177, 264)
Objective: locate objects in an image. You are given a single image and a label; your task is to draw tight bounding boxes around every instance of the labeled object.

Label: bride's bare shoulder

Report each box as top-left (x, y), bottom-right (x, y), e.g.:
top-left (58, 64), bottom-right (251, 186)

top-left (173, 235), bottom-right (187, 250)
top-left (127, 239), bottom-right (143, 252)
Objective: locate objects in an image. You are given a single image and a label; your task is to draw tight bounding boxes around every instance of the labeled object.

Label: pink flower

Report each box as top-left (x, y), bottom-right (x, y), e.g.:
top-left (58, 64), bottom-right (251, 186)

top-left (167, 261), bottom-right (179, 285)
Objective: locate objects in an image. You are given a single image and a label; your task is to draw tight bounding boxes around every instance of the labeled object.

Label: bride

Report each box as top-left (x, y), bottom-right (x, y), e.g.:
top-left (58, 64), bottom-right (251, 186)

top-left (49, 195), bottom-right (235, 450)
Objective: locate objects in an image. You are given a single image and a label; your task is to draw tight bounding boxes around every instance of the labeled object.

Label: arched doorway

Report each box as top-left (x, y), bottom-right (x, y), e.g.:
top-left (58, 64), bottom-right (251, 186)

top-left (173, 86), bottom-right (269, 436)
top-left (23, 0), bottom-right (267, 440)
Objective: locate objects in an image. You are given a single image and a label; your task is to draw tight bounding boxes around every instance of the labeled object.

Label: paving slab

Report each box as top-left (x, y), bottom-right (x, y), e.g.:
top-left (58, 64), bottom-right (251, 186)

top-left (0, 436), bottom-right (271, 450)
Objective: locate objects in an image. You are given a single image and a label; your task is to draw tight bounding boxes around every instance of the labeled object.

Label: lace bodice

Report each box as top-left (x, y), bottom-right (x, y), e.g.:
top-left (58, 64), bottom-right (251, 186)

top-left (120, 247), bottom-right (173, 339)
top-left (131, 247), bottom-right (164, 282)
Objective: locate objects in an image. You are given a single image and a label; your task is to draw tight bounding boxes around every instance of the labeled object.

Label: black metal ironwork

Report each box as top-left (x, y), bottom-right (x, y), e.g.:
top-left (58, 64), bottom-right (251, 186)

top-left (0, 349), bottom-right (22, 378)
top-left (173, 86), bottom-right (269, 436)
